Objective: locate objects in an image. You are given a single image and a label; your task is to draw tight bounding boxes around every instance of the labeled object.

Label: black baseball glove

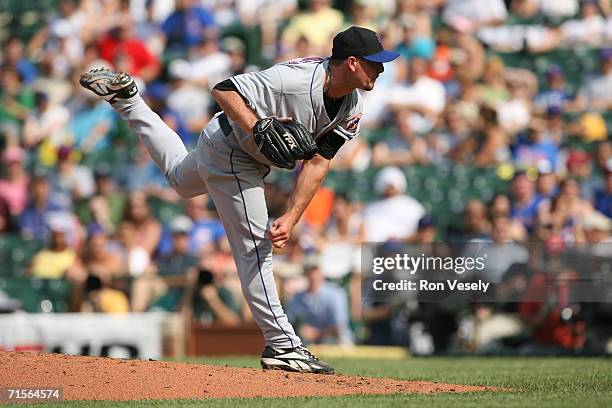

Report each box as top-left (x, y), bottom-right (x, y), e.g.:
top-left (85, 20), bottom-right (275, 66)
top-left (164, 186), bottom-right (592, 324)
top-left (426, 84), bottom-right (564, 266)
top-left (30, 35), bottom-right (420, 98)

top-left (253, 117), bottom-right (318, 169)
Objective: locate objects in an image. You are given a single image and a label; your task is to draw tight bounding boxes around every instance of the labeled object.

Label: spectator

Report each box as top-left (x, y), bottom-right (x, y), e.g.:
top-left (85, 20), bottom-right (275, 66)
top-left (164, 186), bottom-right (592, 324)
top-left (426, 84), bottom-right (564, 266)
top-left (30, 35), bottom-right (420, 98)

top-left (582, 211), bottom-right (612, 256)
top-left (116, 140), bottom-right (173, 200)
top-left (518, 267), bottom-right (585, 350)
top-left (29, 214), bottom-right (79, 280)
top-left (161, 0), bottom-right (216, 57)
top-left (534, 65), bottom-right (573, 114)
top-left (81, 225), bottom-right (121, 284)
top-left (362, 166), bottom-right (425, 242)
top-left (195, 262), bottom-right (241, 326)
top-left (460, 199), bottom-right (491, 241)
top-left (167, 36), bottom-right (232, 89)
top-left (514, 124), bottom-right (559, 171)
top-left (281, 0), bottom-right (343, 56)
top-left (131, 215), bottom-right (198, 313)
top-left (566, 150), bottom-right (598, 201)
top-left (496, 80), bottom-right (532, 136)
top-left (78, 165), bottom-right (126, 230)
top-left (115, 221), bottom-right (151, 279)
top-left (19, 174), bottom-right (67, 242)
top-left (184, 195), bottom-right (225, 255)
top-left (133, 0), bottom-right (166, 57)
top-left (49, 145), bottom-right (95, 202)
top-left (1, 37), bottom-right (37, 85)
top-left (98, 18), bottom-right (161, 83)
top-left (535, 161), bottom-right (559, 199)
top-left (510, 172), bottom-right (545, 234)
top-left (0, 67), bottom-right (34, 140)
top-left (22, 91), bottom-right (71, 149)
top-left (389, 57), bottom-right (446, 134)
top-left (463, 215), bottom-right (529, 283)
top-left (315, 193), bottom-right (362, 280)
top-left (122, 191), bottom-right (162, 256)
top-left (576, 48), bottom-right (612, 111)
top-left (0, 146), bottom-right (29, 216)
top-left (67, 93), bottom-right (116, 154)
top-left (561, 0), bottom-right (606, 48)
top-left (287, 258), bottom-right (353, 344)
top-left (82, 275), bottom-right (130, 314)
top-left (443, 0), bottom-right (508, 34)
top-left (371, 109), bottom-right (428, 167)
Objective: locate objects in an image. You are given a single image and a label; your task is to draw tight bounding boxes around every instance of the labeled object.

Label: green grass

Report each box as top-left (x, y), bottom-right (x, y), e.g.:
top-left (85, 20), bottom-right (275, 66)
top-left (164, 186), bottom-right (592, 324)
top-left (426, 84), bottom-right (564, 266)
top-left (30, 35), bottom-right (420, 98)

top-left (6, 357), bottom-right (611, 407)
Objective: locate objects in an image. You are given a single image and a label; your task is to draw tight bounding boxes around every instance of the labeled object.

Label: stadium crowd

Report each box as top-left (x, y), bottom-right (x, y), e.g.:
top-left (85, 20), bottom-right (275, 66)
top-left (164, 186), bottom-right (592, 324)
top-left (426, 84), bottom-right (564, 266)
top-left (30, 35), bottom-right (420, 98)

top-left (0, 0), bottom-right (611, 355)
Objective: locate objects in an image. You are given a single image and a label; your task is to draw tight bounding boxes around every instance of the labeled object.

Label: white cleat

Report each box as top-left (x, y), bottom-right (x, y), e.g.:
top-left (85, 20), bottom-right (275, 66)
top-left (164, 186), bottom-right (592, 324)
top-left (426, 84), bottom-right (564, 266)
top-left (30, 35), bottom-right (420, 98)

top-left (261, 345), bottom-right (334, 374)
top-left (79, 68), bottom-right (138, 104)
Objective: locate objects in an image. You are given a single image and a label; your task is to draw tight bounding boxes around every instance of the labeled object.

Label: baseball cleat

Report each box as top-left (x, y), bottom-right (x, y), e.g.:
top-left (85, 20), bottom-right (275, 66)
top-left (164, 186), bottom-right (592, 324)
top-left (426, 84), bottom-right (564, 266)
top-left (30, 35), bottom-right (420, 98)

top-left (79, 68), bottom-right (138, 104)
top-left (260, 345), bottom-right (334, 374)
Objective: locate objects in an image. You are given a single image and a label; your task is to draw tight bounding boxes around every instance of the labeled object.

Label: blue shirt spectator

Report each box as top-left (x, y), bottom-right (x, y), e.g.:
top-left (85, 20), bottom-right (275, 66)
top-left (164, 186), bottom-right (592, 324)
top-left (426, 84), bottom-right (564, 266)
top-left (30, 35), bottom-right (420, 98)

top-left (162, 2), bottom-right (215, 55)
top-left (287, 262), bottom-right (353, 345)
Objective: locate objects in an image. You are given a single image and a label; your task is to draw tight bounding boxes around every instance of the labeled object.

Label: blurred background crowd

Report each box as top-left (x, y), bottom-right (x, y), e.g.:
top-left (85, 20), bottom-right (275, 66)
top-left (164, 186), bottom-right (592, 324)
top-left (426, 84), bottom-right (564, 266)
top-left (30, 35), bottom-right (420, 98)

top-left (0, 0), bottom-right (611, 356)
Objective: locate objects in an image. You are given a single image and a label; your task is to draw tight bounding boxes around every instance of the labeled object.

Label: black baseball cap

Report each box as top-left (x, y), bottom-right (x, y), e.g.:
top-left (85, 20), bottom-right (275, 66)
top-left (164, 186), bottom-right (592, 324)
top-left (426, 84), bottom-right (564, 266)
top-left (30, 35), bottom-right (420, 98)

top-left (331, 26), bottom-right (399, 63)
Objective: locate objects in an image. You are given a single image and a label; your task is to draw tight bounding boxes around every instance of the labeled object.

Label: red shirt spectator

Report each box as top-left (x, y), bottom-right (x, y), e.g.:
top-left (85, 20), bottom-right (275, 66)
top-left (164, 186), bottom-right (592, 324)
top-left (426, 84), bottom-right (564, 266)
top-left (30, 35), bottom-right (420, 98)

top-left (99, 22), bottom-right (160, 82)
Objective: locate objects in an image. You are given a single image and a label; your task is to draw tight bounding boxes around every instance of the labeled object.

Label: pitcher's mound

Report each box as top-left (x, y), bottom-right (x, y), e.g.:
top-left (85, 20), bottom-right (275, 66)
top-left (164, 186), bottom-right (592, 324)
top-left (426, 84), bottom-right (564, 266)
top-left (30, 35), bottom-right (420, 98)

top-left (1, 352), bottom-right (495, 400)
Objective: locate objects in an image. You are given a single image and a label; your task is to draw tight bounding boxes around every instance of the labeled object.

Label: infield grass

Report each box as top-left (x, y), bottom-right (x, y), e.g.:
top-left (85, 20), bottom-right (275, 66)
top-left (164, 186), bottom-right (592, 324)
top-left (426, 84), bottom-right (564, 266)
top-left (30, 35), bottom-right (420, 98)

top-left (6, 356), bottom-right (611, 407)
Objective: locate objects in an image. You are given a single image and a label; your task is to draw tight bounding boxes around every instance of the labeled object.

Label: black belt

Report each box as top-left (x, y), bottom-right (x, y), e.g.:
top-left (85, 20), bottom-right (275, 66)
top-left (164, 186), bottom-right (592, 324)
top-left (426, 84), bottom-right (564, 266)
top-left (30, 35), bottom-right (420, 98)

top-left (218, 113), bottom-right (233, 136)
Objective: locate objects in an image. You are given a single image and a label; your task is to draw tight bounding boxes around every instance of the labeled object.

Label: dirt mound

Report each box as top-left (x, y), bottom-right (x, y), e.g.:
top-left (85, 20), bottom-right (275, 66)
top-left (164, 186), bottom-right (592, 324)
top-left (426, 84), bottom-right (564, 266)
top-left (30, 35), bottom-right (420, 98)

top-left (0, 352), bottom-right (495, 401)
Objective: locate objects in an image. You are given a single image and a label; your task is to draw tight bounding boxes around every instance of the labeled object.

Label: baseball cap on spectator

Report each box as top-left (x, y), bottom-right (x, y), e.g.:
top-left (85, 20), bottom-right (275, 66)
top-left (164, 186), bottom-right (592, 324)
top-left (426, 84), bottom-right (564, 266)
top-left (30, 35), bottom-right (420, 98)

top-left (169, 215), bottom-right (193, 235)
top-left (331, 26), bottom-right (399, 63)
top-left (567, 150), bottom-right (590, 168)
top-left (582, 211), bottom-right (611, 232)
top-left (375, 166), bottom-right (407, 195)
top-left (2, 146), bottom-right (24, 163)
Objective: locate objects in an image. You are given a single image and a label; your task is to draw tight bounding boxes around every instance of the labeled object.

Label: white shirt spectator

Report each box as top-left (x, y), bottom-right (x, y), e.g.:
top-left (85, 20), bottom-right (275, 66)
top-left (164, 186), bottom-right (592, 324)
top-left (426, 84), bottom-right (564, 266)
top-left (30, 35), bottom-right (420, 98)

top-left (443, 0), bottom-right (507, 33)
top-left (168, 52), bottom-right (232, 87)
top-left (363, 195), bottom-right (426, 242)
top-left (579, 72), bottom-right (612, 109)
top-left (362, 167), bottom-right (426, 242)
top-left (497, 97), bottom-right (531, 135)
top-left (538, 0), bottom-right (578, 18)
top-left (167, 84), bottom-right (210, 126)
top-left (389, 75), bottom-right (446, 133)
top-left (562, 15), bottom-right (606, 46)
top-left (390, 76), bottom-right (446, 116)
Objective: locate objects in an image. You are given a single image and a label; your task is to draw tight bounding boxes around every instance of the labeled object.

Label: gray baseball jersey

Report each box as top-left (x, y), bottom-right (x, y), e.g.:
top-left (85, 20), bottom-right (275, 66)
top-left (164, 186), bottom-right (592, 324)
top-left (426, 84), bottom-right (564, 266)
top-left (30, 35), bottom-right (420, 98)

top-left (113, 58), bottom-right (362, 350)
top-left (226, 58), bottom-right (363, 165)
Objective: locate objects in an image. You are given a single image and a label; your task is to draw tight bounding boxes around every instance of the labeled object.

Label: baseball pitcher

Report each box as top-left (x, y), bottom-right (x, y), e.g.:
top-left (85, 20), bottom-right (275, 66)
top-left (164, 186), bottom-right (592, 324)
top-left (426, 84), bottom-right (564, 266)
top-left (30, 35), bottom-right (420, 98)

top-left (80, 26), bottom-right (399, 374)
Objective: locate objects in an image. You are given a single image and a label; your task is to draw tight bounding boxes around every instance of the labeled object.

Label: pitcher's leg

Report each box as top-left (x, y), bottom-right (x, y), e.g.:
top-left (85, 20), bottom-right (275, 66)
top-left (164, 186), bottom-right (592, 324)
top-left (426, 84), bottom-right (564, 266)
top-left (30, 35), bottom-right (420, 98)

top-left (201, 147), bottom-right (300, 348)
top-left (113, 96), bottom-right (206, 197)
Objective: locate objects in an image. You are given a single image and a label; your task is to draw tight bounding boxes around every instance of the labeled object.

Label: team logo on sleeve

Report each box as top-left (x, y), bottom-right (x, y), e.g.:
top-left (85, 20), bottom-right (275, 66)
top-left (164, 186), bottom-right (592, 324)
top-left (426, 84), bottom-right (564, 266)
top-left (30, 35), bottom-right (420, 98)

top-left (345, 113), bottom-right (362, 132)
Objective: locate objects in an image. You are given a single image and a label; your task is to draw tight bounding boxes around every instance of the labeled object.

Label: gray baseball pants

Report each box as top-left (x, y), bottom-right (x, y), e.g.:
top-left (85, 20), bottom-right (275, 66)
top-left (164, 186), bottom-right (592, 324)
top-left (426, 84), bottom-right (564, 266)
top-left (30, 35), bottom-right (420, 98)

top-left (116, 96), bottom-right (301, 349)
